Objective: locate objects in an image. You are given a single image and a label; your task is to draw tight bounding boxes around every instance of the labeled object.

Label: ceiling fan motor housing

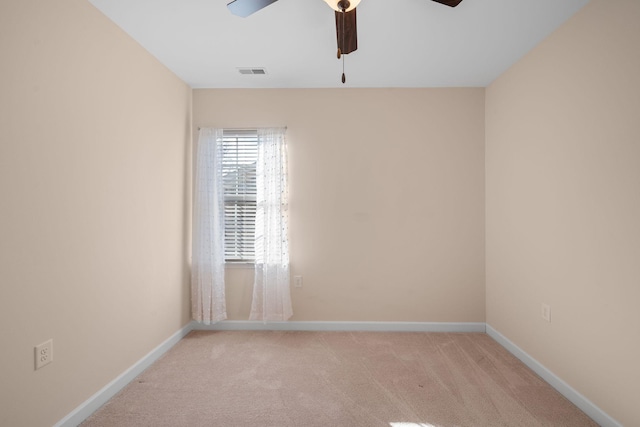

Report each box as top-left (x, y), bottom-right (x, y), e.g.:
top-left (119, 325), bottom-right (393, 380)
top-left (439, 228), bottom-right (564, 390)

top-left (324, 0), bottom-right (360, 13)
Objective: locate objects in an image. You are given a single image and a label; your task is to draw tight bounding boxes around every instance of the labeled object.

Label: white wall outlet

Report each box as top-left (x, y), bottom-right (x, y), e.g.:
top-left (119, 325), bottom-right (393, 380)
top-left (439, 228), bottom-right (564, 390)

top-left (294, 275), bottom-right (303, 288)
top-left (541, 303), bottom-right (551, 323)
top-left (35, 339), bottom-right (53, 370)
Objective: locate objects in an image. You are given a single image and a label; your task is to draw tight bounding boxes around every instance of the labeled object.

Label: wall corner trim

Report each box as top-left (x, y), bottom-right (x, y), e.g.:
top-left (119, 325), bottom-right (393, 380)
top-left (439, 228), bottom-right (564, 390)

top-left (486, 324), bottom-right (622, 427)
top-left (54, 322), bottom-right (193, 427)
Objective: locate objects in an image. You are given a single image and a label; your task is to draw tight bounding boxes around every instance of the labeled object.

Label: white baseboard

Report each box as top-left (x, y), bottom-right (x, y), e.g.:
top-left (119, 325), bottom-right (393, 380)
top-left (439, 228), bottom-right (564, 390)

top-left (191, 320), bottom-right (486, 333)
top-left (56, 321), bottom-right (619, 427)
top-left (54, 321), bottom-right (482, 426)
top-left (486, 324), bottom-right (621, 427)
top-left (54, 323), bottom-right (193, 427)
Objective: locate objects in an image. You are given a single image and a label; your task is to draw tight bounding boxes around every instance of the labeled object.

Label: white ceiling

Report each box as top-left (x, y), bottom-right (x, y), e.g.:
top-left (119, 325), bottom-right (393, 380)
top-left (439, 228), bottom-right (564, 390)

top-left (87, 0), bottom-right (590, 88)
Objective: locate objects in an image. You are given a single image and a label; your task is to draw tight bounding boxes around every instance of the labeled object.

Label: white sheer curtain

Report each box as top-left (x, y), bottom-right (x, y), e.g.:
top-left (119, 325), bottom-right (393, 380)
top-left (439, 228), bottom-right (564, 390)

top-left (191, 128), bottom-right (227, 324)
top-left (250, 128), bottom-right (293, 321)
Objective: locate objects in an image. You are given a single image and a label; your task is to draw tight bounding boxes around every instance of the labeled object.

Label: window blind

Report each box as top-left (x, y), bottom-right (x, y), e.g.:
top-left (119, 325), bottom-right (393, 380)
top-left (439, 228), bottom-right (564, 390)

top-left (222, 130), bottom-right (258, 262)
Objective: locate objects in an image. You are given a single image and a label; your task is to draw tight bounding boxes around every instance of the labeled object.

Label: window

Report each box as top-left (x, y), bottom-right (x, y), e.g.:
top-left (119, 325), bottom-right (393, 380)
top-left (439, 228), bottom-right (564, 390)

top-left (221, 130), bottom-right (258, 262)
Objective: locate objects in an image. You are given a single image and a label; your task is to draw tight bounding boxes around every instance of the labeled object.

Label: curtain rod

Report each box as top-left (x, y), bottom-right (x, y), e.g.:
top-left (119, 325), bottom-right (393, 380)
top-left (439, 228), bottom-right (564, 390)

top-left (197, 126), bottom-right (287, 131)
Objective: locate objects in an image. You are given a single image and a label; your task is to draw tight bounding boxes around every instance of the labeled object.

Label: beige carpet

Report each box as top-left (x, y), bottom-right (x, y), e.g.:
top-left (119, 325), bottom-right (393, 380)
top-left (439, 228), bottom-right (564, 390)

top-left (82, 331), bottom-right (597, 427)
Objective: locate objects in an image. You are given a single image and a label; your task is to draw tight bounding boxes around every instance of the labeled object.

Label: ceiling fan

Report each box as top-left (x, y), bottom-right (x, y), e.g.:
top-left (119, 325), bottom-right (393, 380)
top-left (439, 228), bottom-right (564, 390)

top-left (227, 0), bottom-right (464, 83)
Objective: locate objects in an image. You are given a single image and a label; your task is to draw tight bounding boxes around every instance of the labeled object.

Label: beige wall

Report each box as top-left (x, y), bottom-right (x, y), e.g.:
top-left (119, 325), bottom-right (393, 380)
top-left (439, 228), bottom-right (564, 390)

top-left (7, 0), bottom-right (634, 424)
top-left (0, 1), bottom-right (192, 426)
top-left (486, 0), bottom-right (640, 425)
top-left (194, 88), bottom-right (486, 322)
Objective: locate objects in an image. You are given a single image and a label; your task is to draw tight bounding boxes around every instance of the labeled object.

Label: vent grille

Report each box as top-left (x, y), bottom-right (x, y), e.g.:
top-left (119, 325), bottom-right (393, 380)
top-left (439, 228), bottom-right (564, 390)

top-left (237, 67), bottom-right (267, 75)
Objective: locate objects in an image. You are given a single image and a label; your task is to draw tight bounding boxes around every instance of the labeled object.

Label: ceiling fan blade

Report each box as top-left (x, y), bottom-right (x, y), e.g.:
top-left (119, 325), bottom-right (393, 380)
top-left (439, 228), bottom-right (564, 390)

top-left (431, 0), bottom-right (463, 7)
top-left (335, 9), bottom-right (357, 55)
top-left (227, 0), bottom-right (279, 17)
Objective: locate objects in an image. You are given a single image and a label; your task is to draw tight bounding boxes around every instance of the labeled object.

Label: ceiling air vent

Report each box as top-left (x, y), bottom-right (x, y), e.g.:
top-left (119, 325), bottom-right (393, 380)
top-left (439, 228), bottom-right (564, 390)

top-left (237, 67), bottom-right (267, 75)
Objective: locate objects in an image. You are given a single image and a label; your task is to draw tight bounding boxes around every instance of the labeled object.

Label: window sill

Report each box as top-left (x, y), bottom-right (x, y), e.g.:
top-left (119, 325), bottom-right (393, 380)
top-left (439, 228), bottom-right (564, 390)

top-left (225, 262), bottom-right (255, 269)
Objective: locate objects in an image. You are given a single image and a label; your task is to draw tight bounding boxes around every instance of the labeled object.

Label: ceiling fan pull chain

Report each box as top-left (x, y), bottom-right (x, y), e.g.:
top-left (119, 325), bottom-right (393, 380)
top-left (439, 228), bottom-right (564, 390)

top-left (342, 62), bottom-right (346, 84)
top-left (341, 5), bottom-right (346, 84)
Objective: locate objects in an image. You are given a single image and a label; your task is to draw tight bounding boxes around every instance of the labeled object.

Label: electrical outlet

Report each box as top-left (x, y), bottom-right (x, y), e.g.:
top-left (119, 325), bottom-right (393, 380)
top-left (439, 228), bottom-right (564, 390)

top-left (541, 303), bottom-right (551, 323)
top-left (294, 275), bottom-right (303, 288)
top-left (35, 339), bottom-right (53, 370)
